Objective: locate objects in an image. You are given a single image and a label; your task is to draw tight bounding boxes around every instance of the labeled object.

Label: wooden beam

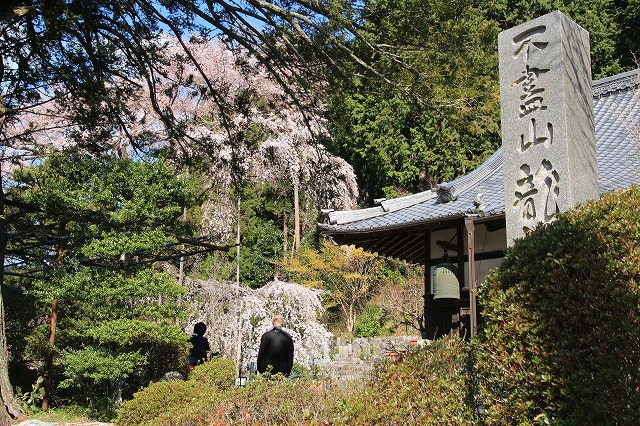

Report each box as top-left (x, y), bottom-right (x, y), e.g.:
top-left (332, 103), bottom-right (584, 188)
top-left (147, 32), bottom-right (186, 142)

top-left (435, 240), bottom-right (463, 253)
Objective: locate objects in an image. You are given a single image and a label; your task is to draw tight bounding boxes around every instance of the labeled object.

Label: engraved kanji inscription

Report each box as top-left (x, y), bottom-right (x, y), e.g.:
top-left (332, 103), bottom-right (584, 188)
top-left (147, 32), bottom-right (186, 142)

top-left (519, 117), bottom-right (553, 152)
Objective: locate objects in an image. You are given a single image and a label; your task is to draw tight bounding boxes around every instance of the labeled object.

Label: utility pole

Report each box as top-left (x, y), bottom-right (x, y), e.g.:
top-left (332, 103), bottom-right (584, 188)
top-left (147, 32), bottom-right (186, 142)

top-left (178, 203), bottom-right (187, 308)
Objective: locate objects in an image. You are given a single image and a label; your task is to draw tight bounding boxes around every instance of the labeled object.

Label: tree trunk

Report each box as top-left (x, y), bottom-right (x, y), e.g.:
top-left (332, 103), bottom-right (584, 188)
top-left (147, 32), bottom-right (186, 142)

top-left (344, 304), bottom-right (355, 334)
top-left (236, 196), bottom-right (241, 286)
top-left (41, 299), bottom-right (58, 411)
top-left (282, 211), bottom-right (288, 258)
top-left (292, 178), bottom-right (300, 254)
top-left (0, 172), bottom-right (23, 425)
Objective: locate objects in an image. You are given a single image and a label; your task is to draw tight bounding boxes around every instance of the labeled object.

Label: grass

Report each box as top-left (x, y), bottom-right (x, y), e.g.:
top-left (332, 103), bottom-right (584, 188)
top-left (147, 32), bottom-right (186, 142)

top-left (18, 405), bottom-right (100, 424)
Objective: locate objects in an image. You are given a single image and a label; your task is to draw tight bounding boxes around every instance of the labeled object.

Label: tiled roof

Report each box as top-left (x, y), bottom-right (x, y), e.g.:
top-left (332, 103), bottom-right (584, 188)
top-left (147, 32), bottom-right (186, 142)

top-left (321, 69), bottom-right (640, 235)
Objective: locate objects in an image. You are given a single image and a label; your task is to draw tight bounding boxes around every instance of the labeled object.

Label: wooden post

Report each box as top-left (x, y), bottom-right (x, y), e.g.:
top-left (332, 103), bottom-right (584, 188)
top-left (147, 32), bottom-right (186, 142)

top-left (423, 231), bottom-right (433, 339)
top-left (42, 299), bottom-right (58, 410)
top-left (465, 218), bottom-right (477, 338)
top-left (456, 224), bottom-right (464, 291)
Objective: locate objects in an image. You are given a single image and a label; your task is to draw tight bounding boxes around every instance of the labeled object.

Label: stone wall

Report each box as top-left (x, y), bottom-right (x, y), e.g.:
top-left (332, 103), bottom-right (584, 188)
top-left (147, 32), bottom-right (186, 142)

top-left (316, 335), bottom-right (422, 382)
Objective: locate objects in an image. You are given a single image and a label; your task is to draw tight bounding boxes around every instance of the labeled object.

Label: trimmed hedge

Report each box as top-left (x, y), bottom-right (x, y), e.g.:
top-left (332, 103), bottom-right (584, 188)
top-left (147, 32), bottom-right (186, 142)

top-left (114, 380), bottom-right (216, 425)
top-left (187, 356), bottom-right (237, 390)
top-left (477, 186), bottom-right (640, 425)
top-left (149, 376), bottom-right (341, 425)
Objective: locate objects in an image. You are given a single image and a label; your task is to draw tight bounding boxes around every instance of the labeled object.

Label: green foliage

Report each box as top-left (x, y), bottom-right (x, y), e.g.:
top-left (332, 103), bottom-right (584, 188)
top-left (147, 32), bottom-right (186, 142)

top-left (115, 375), bottom-right (342, 426)
top-left (327, 0), bottom-right (638, 203)
top-left (335, 335), bottom-right (476, 425)
top-left (235, 182), bottom-right (286, 287)
top-left (115, 381), bottom-right (217, 426)
top-left (187, 357), bottom-right (237, 390)
top-left (196, 251), bottom-right (236, 282)
top-left (19, 405), bottom-right (98, 424)
top-left (35, 269), bottom-right (189, 408)
top-left (484, 0), bottom-right (638, 78)
top-left (7, 154), bottom-right (196, 415)
top-left (281, 241), bottom-right (387, 332)
top-left (57, 348), bottom-right (146, 388)
top-left (353, 305), bottom-right (393, 337)
top-left (327, 0), bottom-right (501, 202)
top-left (476, 187), bottom-right (640, 425)
top-left (11, 153), bottom-right (198, 268)
top-left (153, 377), bottom-right (341, 426)
top-left (17, 376), bottom-right (45, 409)
top-left (289, 362), bottom-right (309, 377)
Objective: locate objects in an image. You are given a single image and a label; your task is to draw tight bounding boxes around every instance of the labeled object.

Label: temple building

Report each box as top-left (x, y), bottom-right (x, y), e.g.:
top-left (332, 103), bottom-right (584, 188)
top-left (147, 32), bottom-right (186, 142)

top-left (319, 68), bottom-right (639, 339)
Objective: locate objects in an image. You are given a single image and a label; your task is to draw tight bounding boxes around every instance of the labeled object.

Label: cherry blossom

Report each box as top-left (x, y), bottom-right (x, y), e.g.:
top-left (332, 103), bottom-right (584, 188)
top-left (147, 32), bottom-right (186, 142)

top-left (5, 36), bottom-right (358, 235)
top-left (183, 278), bottom-right (332, 374)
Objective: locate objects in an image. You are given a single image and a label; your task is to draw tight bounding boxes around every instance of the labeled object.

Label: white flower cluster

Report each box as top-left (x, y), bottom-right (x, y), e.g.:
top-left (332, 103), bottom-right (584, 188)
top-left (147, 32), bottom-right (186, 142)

top-left (184, 278), bottom-right (333, 374)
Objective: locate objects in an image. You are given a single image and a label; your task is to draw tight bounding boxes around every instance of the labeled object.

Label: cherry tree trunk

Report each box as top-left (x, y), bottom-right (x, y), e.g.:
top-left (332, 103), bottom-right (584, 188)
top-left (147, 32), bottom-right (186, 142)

top-left (293, 179), bottom-right (300, 254)
top-left (283, 211), bottom-right (288, 257)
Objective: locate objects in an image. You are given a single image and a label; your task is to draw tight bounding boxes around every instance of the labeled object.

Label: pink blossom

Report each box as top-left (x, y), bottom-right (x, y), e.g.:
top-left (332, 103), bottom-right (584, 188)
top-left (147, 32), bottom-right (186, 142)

top-left (184, 278), bottom-right (332, 374)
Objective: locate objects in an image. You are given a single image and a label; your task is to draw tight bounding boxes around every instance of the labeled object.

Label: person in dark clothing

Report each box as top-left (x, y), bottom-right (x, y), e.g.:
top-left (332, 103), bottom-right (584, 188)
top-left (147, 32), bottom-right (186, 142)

top-left (257, 315), bottom-right (294, 376)
top-left (187, 322), bottom-right (211, 368)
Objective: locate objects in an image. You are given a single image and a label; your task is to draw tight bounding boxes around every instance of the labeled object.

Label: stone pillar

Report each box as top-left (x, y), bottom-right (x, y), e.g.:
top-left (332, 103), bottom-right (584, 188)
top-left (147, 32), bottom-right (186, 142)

top-left (498, 11), bottom-right (599, 244)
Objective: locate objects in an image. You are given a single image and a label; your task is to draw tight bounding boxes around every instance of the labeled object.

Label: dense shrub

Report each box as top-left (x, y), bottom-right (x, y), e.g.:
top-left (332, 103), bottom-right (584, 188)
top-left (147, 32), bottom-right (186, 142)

top-left (187, 356), bottom-right (237, 390)
top-left (477, 187), bottom-right (640, 425)
top-left (290, 362), bottom-right (316, 378)
top-left (150, 376), bottom-right (345, 425)
top-left (335, 335), bottom-right (476, 425)
top-left (353, 305), bottom-right (393, 337)
top-left (114, 381), bottom-right (216, 425)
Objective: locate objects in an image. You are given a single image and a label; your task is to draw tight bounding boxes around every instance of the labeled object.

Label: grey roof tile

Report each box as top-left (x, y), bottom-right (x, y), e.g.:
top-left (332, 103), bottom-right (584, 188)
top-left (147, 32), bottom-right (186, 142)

top-left (321, 70), bottom-right (640, 234)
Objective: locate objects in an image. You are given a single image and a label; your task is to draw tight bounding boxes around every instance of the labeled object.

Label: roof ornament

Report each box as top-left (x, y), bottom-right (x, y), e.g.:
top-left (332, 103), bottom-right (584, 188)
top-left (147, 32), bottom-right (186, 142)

top-left (467, 186), bottom-right (488, 216)
top-left (473, 187), bottom-right (486, 211)
top-left (373, 198), bottom-right (386, 205)
top-left (320, 208), bottom-right (334, 224)
top-left (434, 184), bottom-right (457, 204)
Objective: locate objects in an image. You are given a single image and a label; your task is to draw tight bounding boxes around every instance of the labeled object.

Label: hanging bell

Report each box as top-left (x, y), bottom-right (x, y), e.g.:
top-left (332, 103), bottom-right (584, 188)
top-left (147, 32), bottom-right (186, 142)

top-left (433, 262), bottom-right (460, 300)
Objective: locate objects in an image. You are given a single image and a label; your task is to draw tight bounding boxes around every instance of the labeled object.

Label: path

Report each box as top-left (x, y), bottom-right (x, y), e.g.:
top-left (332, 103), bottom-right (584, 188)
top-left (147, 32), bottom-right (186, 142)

top-left (15, 420), bottom-right (112, 426)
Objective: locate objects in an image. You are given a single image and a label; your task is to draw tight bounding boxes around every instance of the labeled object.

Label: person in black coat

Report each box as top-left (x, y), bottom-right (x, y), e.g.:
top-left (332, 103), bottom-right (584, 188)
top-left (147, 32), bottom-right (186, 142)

top-left (187, 322), bottom-right (211, 368)
top-left (257, 315), bottom-right (294, 376)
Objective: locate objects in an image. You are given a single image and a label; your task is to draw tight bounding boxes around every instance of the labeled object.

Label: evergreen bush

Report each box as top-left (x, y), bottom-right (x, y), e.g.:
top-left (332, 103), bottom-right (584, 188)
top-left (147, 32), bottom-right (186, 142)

top-left (149, 376), bottom-right (342, 425)
top-left (114, 381), bottom-right (215, 425)
top-left (353, 305), bottom-right (392, 337)
top-left (335, 335), bottom-right (476, 424)
top-left (476, 186), bottom-right (640, 424)
top-left (187, 356), bottom-right (237, 390)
